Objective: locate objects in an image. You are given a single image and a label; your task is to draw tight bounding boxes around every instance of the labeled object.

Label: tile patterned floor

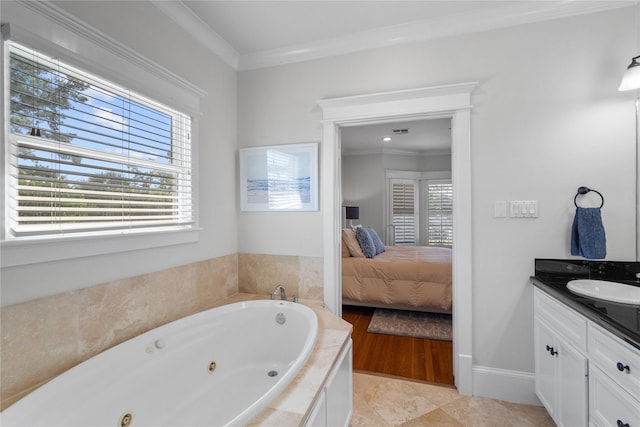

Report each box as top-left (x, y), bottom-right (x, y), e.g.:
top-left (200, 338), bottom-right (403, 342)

top-left (351, 372), bottom-right (555, 426)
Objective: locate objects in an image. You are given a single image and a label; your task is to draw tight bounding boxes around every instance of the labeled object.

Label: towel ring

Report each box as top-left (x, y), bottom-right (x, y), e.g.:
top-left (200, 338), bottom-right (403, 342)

top-left (574, 186), bottom-right (604, 208)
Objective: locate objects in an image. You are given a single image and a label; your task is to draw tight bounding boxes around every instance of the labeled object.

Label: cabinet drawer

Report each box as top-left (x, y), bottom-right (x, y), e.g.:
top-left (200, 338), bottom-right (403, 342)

top-left (535, 289), bottom-right (587, 352)
top-left (589, 366), bottom-right (640, 427)
top-left (589, 324), bottom-right (640, 397)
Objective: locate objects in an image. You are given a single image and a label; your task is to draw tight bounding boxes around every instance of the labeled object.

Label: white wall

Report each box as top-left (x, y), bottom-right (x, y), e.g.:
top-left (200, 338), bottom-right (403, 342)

top-left (342, 154), bottom-right (384, 232)
top-left (342, 152), bottom-right (451, 235)
top-left (0, 1), bottom-right (238, 305)
top-left (238, 7), bottom-right (637, 379)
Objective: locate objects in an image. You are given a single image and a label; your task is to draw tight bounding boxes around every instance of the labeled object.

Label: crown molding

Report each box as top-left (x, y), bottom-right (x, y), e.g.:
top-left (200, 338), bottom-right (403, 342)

top-left (244, 1), bottom-right (633, 70)
top-left (149, 0), bottom-right (240, 70)
top-left (238, 1), bottom-right (634, 70)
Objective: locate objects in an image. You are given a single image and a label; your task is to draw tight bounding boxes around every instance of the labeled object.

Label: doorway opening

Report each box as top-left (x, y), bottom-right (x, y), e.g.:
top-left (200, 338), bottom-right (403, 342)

top-left (340, 117), bottom-right (454, 384)
top-left (318, 82), bottom-right (475, 395)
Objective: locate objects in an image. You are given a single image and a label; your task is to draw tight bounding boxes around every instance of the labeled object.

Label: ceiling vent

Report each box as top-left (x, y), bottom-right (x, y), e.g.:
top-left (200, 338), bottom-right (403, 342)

top-left (392, 129), bottom-right (409, 135)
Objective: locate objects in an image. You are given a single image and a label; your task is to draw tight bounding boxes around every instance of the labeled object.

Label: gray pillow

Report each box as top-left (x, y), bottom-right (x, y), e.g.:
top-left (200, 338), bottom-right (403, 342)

top-left (355, 227), bottom-right (376, 258)
top-left (366, 227), bottom-right (385, 255)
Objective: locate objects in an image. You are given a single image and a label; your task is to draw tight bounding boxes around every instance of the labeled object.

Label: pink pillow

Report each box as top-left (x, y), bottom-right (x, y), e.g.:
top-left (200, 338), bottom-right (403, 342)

top-left (342, 235), bottom-right (351, 257)
top-left (342, 228), bottom-right (365, 257)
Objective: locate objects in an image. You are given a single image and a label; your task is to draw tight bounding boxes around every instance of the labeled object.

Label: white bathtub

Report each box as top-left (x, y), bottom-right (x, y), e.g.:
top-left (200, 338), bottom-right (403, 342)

top-left (1, 299), bottom-right (318, 427)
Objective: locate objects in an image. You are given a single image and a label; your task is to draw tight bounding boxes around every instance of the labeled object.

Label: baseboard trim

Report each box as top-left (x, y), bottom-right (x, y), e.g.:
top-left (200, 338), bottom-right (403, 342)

top-left (472, 365), bottom-right (542, 406)
top-left (455, 353), bottom-right (473, 396)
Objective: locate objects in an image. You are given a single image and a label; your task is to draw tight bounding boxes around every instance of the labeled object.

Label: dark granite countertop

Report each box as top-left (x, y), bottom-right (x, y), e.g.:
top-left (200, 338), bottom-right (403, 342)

top-left (531, 259), bottom-right (640, 351)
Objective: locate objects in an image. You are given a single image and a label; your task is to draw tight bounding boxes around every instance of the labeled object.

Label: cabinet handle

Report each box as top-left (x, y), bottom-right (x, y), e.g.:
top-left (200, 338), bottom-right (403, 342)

top-left (545, 345), bottom-right (558, 356)
top-left (616, 420), bottom-right (629, 427)
top-left (616, 362), bottom-right (630, 373)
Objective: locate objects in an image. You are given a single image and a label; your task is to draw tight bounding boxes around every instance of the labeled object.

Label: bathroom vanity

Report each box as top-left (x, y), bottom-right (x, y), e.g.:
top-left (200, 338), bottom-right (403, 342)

top-left (531, 259), bottom-right (640, 427)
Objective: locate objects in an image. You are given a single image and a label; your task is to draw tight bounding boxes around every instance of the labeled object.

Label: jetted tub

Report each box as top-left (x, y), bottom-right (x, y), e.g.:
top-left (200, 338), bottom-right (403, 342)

top-left (1, 299), bottom-right (318, 427)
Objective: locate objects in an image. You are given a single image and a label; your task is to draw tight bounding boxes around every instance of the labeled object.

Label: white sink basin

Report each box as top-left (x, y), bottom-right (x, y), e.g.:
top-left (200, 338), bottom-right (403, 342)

top-left (567, 279), bottom-right (640, 306)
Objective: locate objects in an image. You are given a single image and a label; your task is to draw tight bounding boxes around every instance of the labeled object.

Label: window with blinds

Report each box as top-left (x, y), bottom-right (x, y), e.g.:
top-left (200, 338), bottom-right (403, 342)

top-left (6, 42), bottom-right (193, 238)
top-left (391, 180), bottom-right (417, 245)
top-left (425, 180), bottom-right (453, 247)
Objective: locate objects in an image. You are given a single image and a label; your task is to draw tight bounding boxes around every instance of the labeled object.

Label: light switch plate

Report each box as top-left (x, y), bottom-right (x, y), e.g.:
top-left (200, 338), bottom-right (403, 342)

top-left (494, 201), bottom-right (507, 218)
top-left (510, 200), bottom-right (538, 218)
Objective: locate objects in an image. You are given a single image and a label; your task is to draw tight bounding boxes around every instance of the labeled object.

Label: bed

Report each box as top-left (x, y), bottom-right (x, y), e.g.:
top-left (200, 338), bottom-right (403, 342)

top-left (341, 232), bottom-right (452, 313)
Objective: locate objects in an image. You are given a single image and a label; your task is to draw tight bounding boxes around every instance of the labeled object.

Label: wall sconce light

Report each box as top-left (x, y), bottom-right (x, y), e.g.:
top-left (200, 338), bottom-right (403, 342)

top-left (345, 206), bottom-right (359, 227)
top-left (619, 55), bottom-right (640, 91)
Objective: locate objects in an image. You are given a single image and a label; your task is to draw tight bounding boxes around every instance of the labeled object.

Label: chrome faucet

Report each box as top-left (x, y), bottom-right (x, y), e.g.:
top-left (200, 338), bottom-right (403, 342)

top-left (273, 284), bottom-right (287, 301)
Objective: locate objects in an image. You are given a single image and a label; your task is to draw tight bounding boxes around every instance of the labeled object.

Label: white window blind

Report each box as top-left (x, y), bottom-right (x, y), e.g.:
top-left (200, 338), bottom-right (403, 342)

top-left (6, 41), bottom-right (193, 238)
top-left (425, 180), bottom-right (453, 247)
top-left (391, 180), bottom-right (417, 245)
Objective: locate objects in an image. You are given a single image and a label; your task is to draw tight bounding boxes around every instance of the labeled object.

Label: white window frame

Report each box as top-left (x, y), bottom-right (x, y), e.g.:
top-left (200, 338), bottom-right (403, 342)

top-left (1, 8), bottom-right (205, 267)
top-left (388, 178), bottom-right (419, 245)
top-left (420, 178), bottom-right (453, 247)
top-left (384, 170), bottom-right (452, 246)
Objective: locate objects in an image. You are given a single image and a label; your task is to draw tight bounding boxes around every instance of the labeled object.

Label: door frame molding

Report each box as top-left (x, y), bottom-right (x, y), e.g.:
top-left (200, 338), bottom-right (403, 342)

top-left (317, 82), bottom-right (476, 395)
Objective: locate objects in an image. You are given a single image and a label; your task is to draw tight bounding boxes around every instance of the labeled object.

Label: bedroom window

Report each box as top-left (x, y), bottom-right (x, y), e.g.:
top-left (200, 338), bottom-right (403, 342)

top-left (5, 41), bottom-right (193, 239)
top-left (387, 171), bottom-right (452, 247)
top-left (423, 180), bottom-right (453, 247)
top-left (390, 180), bottom-right (417, 245)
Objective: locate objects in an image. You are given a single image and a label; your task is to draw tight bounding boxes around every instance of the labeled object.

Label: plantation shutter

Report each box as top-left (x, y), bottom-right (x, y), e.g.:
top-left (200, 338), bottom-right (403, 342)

top-left (391, 181), bottom-right (416, 245)
top-left (425, 180), bottom-right (453, 247)
top-left (7, 42), bottom-right (193, 237)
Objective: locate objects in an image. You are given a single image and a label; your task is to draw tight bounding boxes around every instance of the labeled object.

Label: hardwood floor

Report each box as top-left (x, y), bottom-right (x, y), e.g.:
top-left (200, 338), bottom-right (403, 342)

top-left (342, 305), bottom-right (454, 386)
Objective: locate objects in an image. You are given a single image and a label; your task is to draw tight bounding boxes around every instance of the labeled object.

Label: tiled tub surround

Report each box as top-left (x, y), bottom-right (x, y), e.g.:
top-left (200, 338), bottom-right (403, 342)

top-left (0, 253), bottom-right (324, 410)
top-left (3, 292), bottom-right (352, 426)
top-left (532, 259), bottom-right (640, 349)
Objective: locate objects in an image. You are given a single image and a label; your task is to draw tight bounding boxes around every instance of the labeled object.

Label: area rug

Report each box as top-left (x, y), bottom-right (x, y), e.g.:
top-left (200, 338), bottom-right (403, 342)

top-left (366, 308), bottom-right (452, 341)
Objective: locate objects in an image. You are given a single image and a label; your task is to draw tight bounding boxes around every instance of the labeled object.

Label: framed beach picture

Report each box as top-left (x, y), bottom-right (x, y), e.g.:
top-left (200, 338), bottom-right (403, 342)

top-left (239, 142), bottom-right (319, 211)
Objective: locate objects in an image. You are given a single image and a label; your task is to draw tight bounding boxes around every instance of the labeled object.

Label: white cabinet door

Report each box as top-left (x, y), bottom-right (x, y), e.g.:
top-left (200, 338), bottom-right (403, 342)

top-left (304, 339), bottom-right (352, 427)
top-left (306, 389), bottom-right (327, 427)
top-left (535, 318), bottom-right (558, 417)
top-left (326, 339), bottom-right (353, 427)
top-left (534, 291), bottom-right (588, 427)
top-left (557, 338), bottom-right (588, 427)
top-left (589, 365), bottom-right (640, 427)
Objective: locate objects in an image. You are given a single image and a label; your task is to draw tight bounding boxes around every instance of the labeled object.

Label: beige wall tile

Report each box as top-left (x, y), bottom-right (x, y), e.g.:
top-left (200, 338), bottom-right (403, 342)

top-left (298, 256), bottom-right (323, 300)
top-left (204, 254), bottom-right (239, 305)
top-left (256, 254), bottom-right (300, 297)
top-left (147, 263), bottom-right (198, 327)
top-left (238, 253), bottom-right (323, 301)
top-left (78, 275), bottom-right (152, 359)
top-left (1, 292), bottom-right (81, 406)
top-left (238, 253), bottom-right (259, 294)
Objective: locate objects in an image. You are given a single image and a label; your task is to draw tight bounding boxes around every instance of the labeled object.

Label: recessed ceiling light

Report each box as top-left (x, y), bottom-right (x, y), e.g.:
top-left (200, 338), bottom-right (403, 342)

top-left (382, 136), bottom-right (392, 142)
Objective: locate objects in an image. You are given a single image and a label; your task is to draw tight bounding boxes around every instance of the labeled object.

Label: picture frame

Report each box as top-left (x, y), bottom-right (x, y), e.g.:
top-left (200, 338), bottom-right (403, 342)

top-left (239, 142), bottom-right (319, 211)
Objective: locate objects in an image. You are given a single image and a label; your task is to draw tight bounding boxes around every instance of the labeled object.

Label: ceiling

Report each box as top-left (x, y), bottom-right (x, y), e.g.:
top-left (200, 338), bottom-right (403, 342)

top-left (341, 118), bottom-right (452, 156)
top-left (182, 1), bottom-right (517, 55)
top-left (152, 1), bottom-right (634, 70)
top-left (150, 0), bottom-right (634, 155)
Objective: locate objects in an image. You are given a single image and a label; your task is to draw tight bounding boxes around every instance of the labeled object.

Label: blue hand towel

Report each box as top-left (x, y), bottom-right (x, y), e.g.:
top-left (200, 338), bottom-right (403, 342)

top-left (571, 207), bottom-right (606, 259)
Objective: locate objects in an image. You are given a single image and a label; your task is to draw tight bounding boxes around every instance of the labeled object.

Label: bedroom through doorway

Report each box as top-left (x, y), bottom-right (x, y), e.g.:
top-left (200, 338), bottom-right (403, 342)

top-left (340, 118), bottom-right (455, 385)
top-left (318, 83), bottom-right (474, 395)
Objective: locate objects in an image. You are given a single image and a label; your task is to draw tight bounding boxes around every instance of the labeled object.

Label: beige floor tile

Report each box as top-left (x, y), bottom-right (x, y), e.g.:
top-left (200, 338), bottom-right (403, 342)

top-left (354, 373), bottom-right (438, 425)
top-left (399, 408), bottom-right (465, 427)
top-left (352, 372), bottom-right (554, 427)
top-left (440, 396), bottom-right (553, 427)
top-left (351, 389), bottom-right (392, 426)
